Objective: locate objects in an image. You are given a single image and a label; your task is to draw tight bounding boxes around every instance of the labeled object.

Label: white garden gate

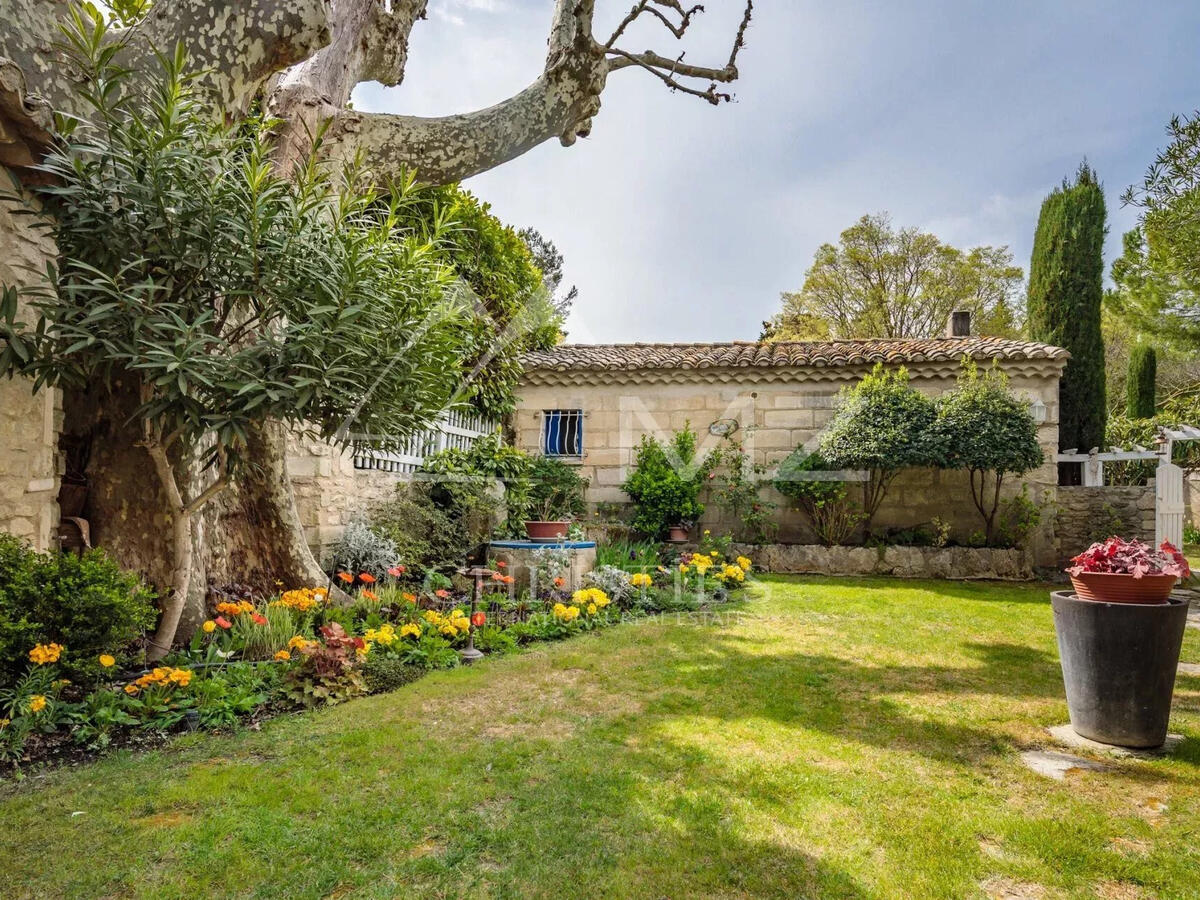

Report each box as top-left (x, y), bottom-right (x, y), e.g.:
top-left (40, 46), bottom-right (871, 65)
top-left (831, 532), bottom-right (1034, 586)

top-left (1056, 423), bottom-right (1199, 549)
top-left (1155, 462), bottom-right (1185, 549)
top-left (352, 410), bottom-right (496, 474)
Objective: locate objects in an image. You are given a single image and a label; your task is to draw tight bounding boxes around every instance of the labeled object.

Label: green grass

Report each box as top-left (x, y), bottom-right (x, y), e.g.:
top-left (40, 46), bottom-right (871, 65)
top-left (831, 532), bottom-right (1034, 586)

top-left (3, 576), bottom-right (1200, 898)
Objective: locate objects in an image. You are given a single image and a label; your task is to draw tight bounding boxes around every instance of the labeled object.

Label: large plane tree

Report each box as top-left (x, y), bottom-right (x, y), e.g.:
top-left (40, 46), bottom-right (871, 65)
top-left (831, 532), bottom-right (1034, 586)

top-left (0, 0), bottom-right (754, 643)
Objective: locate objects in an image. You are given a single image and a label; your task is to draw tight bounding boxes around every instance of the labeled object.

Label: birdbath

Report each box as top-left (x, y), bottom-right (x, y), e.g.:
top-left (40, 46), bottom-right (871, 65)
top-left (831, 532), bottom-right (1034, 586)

top-left (458, 565), bottom-right (493, 664)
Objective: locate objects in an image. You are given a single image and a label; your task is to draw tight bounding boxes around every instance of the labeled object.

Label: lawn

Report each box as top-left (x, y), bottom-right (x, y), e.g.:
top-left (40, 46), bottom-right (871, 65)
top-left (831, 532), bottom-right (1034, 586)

top-left (2, 576), bottom-right (1199, 899)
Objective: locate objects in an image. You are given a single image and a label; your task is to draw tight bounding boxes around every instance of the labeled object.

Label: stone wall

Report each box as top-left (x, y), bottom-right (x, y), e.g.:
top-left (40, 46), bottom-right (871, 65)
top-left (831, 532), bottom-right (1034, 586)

top-left (1055, 484), bottom-right (1156, 560)
top-left (288, 436), bottom-right (409, 563)
top-left (513, 360), bottom-right (1063, 565)
top-left (0, 180), bottom-right (61, 550)
top-left (735, 543), bottom-right (1034, 580)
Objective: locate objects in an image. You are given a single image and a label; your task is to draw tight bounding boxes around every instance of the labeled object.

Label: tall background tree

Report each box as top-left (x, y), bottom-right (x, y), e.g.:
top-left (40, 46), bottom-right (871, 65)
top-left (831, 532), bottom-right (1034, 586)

top-left (761, 213), bottom-right (1024, 341)
top-left (0, 0), bottom-right (754, 640)
top-left (1026, 163), bottom-right (1107, 453)
top-left (1126, 344), bottom-right (1157, 419)
top-left (520, 227), bottom-right (578, 329)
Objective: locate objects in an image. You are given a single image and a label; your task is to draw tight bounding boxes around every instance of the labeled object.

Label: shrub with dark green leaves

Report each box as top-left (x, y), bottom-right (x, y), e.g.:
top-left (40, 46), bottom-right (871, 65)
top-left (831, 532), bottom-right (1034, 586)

top-left (621, 427), bottom-right (709, 540)
top-left (817, 364), bottom-right (939, 534)
top-left (0, 534), bottom-right (157, 686)
top-left (527, 456), bottom-right (589, 521)
top-left (1126, 344), bottom-right (1157, 419)
top-left (371, 480), bottom-right (493, 578)
top-left (362, 655), bottom-right (426, 694)
top-left (933, 362), bottom-right (1043, 545)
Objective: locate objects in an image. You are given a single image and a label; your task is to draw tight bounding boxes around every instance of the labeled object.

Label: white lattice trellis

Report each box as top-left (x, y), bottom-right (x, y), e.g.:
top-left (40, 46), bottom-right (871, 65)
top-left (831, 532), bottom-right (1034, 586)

top-left (353, 410), bottom-right (496, 475)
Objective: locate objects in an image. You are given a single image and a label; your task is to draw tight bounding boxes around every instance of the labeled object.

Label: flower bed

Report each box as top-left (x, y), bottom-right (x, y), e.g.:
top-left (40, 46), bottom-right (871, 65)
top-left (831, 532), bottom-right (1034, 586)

top-left (1, 545), bottom-right (752, 772)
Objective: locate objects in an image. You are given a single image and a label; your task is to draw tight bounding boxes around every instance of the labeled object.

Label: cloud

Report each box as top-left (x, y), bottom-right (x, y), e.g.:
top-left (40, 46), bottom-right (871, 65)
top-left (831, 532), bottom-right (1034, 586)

top-left (355, 0), bottom-right (1200, 341)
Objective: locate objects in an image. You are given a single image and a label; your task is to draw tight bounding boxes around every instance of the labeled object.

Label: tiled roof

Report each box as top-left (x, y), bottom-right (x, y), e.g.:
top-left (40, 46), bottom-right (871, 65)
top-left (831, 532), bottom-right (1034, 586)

top-left (522, 338), bottom-right (1069, 373)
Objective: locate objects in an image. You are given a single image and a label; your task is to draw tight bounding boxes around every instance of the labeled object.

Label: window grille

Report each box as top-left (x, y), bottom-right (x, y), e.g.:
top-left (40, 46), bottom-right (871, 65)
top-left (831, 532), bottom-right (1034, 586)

top-left (542, 409), bottom-right (583, 458)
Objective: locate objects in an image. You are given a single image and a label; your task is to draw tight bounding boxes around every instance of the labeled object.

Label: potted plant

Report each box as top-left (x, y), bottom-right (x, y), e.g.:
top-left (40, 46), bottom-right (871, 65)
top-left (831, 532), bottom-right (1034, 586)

top-left (621, 427), bottom-right (708, 542)
top-left (1052, 537), bottom-right (1192, 748)
top-left (523, 457), bottom-right (589, 542)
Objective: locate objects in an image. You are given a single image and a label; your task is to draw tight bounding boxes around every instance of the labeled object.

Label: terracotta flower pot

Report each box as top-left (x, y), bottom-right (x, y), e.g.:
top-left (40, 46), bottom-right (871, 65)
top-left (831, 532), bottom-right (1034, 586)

top-left (524, 520), bottom-right (569, 541)
top-left (1069, 572), bottom-right (1178, 605)
top-left (666, 525), bottom-right (690, 543)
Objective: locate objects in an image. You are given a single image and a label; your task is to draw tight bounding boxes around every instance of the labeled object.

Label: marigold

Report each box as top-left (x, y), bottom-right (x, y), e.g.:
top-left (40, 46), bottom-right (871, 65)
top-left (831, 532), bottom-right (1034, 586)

top-left (402, 592), bottom-right (417, 603)
top-left (273, 650), bottom-right (291, 661)
top-left (287, 634), bottom-right (309, 651)
top-left (28, 694), bottom-right (47, 713)
top-left (28, 643), bottom-right (64, 665)
top-left (98, 654), bottom-right (116, 668)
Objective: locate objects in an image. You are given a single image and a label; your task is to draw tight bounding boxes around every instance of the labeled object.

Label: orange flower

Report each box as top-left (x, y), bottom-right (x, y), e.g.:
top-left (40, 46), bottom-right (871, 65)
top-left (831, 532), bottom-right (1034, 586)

top-left (362, 589), bottom-right (378, 602)
top-left (435, 589), bottom-right (451, 599)
top-left (402, 592), bottom-right (417, 603)
top-left (359, 573), bottom-right (376, 584)
top-left (387, 565), bottom-right (406, 577)
top-left (337, 572), bottom-right (354, 584)
top-left (553, 577), bottom-right (565, 588)
top-left (251, 613), bottom-right (267, 626)
top-left (471, 611), bottom-right (487, 627)
top-left (496, 561), bottom-right (507, 569)
top-left (214, 616), bottom-right (232, 629)
top-left (492, 572), bottom-right (505, 582)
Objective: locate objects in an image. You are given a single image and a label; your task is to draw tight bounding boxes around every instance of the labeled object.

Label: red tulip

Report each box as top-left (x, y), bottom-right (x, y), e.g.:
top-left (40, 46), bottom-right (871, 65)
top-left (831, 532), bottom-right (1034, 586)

top-left (471, 611), bottom-right (486, 627)
top-left (251, 613), bottom-right (267, 626)
top-left (496, 561), bottom-right (507, 569)
top-left (215, 616), bottom-right (232, 629)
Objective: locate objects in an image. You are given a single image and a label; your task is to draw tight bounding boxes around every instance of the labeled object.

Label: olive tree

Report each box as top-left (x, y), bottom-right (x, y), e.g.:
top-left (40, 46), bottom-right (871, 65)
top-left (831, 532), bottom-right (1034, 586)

top-left (817, 364), bottom-right (939, 535)
top-left (933, 362), bottom-right (1043, 545)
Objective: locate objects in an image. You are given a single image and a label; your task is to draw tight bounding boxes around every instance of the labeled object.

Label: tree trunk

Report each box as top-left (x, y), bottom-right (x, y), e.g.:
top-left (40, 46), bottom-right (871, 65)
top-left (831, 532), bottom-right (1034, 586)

top-left (145, 441), bottom-right (194, 660)
top-left (203, 422), bottom-right (328, 591)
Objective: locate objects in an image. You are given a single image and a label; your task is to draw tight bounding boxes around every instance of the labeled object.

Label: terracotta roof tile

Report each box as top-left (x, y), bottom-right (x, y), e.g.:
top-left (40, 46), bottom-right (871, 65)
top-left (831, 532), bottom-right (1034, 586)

top-left (523, 338), bottom-right (1069, 372)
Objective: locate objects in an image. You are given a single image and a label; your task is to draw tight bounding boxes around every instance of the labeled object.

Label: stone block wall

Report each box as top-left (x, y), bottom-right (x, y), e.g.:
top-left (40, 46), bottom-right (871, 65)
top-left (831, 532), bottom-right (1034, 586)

top-left (513, 362), bottom-right (1062, 565)
top-left (288, 436), bottom-right (409, 562)
top-left (1055, 484), bottom-right (1156, 560)
top-left (0, 180), bottom-right (61, 550)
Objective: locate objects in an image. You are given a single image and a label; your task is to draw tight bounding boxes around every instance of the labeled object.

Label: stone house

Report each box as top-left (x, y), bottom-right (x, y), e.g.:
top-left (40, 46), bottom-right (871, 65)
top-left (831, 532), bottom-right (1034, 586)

top-left (513, 336), bottom-right (1071, 565)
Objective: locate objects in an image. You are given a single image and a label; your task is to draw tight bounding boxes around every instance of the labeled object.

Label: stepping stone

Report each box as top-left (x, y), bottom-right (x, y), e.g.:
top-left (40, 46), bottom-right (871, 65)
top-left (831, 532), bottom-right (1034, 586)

top-left (1020, 749), bottom-right (1110, 780)
top-left (1179, 662), bottom-right (1200, 677)
top-left (1047, 724), bottom-right (1184, 758)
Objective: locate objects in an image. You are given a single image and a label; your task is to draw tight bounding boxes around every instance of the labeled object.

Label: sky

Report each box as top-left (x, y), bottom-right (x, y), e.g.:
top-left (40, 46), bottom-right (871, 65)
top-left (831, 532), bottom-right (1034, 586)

top-left (354, 0), bottom-right (1200, 343)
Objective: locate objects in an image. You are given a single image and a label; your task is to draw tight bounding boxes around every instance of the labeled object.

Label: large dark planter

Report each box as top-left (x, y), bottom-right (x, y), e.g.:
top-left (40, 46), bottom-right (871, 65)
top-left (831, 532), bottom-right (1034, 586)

top-left (1051, 591), bottom-right (1189, 748)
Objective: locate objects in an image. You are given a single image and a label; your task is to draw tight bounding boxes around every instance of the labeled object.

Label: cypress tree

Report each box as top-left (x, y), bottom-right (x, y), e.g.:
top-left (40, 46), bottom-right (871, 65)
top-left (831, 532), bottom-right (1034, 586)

top-left (1126, 343), bottom-right (1157, 418)
top-left (1027, 163), bottom-right (1107, 451)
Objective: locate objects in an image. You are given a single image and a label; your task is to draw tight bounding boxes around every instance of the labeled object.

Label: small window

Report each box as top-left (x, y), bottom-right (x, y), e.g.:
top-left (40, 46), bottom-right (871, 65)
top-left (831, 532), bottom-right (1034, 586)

top-left (542, 409), bottom-right (583, 458)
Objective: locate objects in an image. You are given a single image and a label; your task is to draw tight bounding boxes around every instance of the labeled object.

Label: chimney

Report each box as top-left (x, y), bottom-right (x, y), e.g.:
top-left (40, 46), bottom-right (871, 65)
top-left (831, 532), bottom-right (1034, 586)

top-left (947, 309), bottom-right (971, 338)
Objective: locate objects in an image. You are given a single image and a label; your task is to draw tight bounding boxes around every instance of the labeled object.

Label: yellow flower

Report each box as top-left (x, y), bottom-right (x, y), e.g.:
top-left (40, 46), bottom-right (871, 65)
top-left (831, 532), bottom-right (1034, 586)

top-left (736, 556), bottom-right (752, 572)
top-left (630, 572), bottom-right (652, 588)
top-left (400, 623), bottom-right (421, 639)
top-left (273, 650), bottom-right (291, 661)
top-left (28, 642), bottom-right (64, 665)
top-left (587, 603), bottom-right (597, 615)
top-left (98, 654), bottom-right (116, 668)
top-left (287, 634), bottom-right (309, 651)
top-left (703, 529), bottom-right (711, 535)
top-left (202, 620), bottom-right (216, 634)
top-left (709, 550), bottom-right (719, 557)
top-left (124, 683), bottom-right (139, 695)
top-left (357, 644), bottom-right (370, 658)
top-left (28, 695), bottom-right (47, 713)
top-left (0, 718), bottom-right (9, 729)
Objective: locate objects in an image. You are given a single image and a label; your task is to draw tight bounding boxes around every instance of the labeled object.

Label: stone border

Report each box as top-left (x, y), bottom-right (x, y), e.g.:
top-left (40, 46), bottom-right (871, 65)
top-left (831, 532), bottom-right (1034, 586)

top-left (735, 543), bottom-right (1034, 581)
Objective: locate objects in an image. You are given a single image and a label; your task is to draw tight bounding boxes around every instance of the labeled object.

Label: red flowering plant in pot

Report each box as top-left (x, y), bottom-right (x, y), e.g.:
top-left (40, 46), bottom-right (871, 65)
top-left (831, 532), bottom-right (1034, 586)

top-left (1066, 537), bottom-right (1191, 604)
